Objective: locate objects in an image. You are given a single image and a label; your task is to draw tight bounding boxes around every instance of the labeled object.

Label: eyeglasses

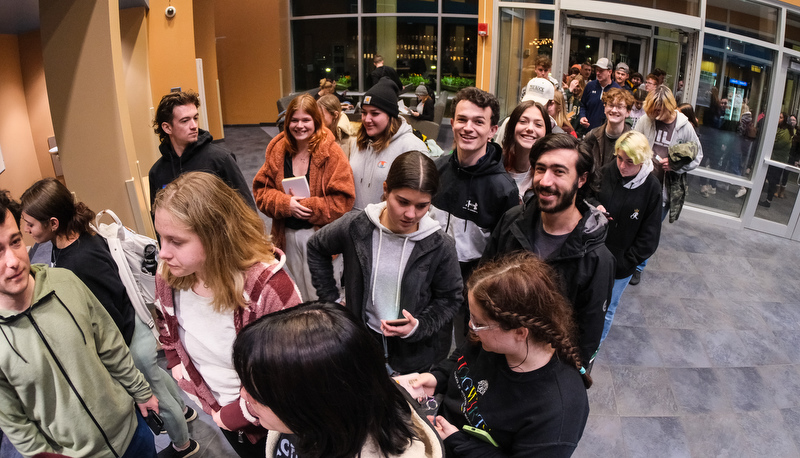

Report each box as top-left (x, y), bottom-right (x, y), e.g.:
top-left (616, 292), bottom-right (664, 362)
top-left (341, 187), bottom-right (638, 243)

top-left (605, 103), bottom-right (628, 111)
top-left (468, 316), bottom-right (498, 332)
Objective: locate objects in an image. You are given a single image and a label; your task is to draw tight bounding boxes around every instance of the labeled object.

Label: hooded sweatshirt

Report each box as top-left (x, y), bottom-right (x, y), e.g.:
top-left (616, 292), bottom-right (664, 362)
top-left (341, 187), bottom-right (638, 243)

top-left (349, 118), bottom-right (427, 210)
top-left (595, 158), bottom-right (662, 279)
top-left (363, 202), bottom-right (441, 332)
top-left (0, 265), bottom-right (152, 458)
top-left (148, 129), bottom-right (256, 210)
top-left (430, 142), bottom-right (519, 263)
top-left (307, 207), bottom-right (463, 374)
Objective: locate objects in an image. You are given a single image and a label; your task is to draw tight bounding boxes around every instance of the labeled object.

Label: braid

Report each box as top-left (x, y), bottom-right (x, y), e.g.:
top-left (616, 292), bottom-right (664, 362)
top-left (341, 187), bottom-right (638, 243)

top-left (468, 252), bottom-right (592, 388)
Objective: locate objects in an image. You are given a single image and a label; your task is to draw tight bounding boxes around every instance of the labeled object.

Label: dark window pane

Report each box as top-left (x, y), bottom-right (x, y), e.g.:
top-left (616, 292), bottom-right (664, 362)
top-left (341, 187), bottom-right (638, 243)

top-left (292, 0), bottom-right (357, 16)
top-left (362, 0), bottom-right (437, 14)
top-left (785, 11), bottom-right (800, 51)
top-left (292, 18), bottom-right (359, 91)
top-left (441, 17), bottom-right (479, 90)
top-left (362, 17), bottom-right (439, 90)
top-left (443, 0), bottom-right (479, 15)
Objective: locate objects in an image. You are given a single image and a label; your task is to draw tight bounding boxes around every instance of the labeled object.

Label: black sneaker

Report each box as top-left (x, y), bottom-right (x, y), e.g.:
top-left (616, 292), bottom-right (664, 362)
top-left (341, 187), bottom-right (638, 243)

top-left (758, 200), bottom-right (771, 208)
top-left (172, 439), bottom-right (200, 458)
top-left (184, 406), bottom-right (198, 422)
top-left (630, 270), bottom-right (642, 286)
top-left (160, 407), bottom-right (199, 434)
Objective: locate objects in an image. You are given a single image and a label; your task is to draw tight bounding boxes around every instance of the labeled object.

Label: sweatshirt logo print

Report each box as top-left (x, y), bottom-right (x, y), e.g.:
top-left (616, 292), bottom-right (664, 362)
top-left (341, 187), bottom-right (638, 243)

top-left (630, 209), bottom-right (640, 220)
top-left (377, 161), bottom-right (387, 168)
top-left (454, 355), bottom-right (490, 430)
top-left (464, 199), bottom-right (478, 213)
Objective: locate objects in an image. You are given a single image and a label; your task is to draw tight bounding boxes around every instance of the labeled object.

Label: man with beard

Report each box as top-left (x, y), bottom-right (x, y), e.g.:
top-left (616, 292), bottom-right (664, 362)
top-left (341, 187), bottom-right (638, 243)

top-left (482, 133), bottom-right (615, 367)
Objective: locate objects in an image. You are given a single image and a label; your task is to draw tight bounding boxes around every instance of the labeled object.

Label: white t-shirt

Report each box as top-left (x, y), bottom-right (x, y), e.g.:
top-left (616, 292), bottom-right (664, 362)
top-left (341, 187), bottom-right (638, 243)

top-left (176, 288), bottom-right (241, 406)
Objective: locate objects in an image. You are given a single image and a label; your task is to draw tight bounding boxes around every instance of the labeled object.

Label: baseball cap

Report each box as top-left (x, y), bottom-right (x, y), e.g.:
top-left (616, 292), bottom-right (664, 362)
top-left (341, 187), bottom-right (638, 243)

top-left (521, 78), bottom-right (555, 105)
top-left (594, 57), bottom-right (612, 70)
top-left (615, 62), bottom-right (630, 74)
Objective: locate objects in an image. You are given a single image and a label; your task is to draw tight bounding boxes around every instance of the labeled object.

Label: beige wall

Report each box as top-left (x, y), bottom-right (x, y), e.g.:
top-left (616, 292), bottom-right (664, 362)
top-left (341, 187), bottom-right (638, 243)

top-left (193, 0), bottom-right (224, 138)
top-left (0, 34), bottom-right (43, 201)
top-left (39, 0), bottom-right (150, 234)
top-left (18, 31), bottom-right (56, 180)
top-left (147, 0), bottom-right (200, 112)
top-left (120, 7), bottom-right (160, 225)
top-left (215, 0), bottom-right (289, 124)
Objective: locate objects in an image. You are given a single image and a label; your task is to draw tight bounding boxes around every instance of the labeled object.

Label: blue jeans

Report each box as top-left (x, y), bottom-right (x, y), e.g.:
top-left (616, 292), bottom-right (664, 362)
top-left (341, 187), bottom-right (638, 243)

top-left (120, 409), bottom-right (156, 458)
top-left (129, 317), bottom-right (190, 446)
top-left (600, 275), bottom-right (632, 344)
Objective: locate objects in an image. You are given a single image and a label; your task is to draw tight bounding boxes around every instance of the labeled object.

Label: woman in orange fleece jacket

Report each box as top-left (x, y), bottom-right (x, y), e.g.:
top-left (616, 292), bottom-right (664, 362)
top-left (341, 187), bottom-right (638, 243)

top-left (253, 93), bottom-right (355, 301)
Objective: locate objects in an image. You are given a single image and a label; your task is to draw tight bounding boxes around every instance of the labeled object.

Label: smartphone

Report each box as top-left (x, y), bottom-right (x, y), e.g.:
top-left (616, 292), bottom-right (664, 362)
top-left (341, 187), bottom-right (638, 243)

top-left (462, 425), bottom-right (499, 447)
top-left (145, 409), bottom-right (164, 435)
top-left (385, 318), bottom-right (410, 326)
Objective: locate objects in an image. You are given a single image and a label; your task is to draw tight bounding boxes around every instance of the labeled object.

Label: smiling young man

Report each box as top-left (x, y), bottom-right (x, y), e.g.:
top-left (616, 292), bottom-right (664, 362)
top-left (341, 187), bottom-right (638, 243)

top-left (0, 192), bottom-right (160, 458)
top-left (430, 87), bottom-right (519, 344)
top-left (579, 57), bottom-right (622, 131)
top-left (148, 90), bottom-right (256, 211)
top-left (582, 88), bottom-right (634, 170)
top-left (482, 133), bottom-right (615, 366)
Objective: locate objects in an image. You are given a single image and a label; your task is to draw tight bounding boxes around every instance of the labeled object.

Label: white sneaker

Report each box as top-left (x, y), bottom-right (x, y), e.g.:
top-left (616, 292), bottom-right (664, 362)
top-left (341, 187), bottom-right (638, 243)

top-left (700, 184), bottom-right (709, 197)
top-left (708, 186), bottom-right (717, 195)
top-left (735, 187), bottom-right (746, 198)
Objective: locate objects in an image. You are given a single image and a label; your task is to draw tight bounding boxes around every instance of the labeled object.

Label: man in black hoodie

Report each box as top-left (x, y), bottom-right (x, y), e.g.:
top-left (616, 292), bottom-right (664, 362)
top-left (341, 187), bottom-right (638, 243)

top-left (430, 87), bottom-right (519, 345)
top-left (482, 133), bottom-right (615, 367)
top-left (148, 91), bottom-right (256, 211)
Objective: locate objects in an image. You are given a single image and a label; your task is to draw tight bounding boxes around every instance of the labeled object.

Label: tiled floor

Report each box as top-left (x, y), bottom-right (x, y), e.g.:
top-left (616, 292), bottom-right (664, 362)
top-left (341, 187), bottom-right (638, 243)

top-left (574, 216), bottom-right (800, 458)
top-left (3, 125), bottom-right (800, 458)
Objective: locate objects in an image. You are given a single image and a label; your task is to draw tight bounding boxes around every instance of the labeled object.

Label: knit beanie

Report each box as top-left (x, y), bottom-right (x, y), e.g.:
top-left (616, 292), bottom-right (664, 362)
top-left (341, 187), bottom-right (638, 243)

top-left (364, 77), bottom-right (400, 118)
top-left (415, 84), bottom-right (428, 97)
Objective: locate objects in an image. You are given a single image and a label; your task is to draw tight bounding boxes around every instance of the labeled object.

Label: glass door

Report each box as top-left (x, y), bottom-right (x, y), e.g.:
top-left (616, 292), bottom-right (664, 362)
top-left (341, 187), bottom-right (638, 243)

top-left (609, 34), bottom-right (644, 78)
top-left (751, 66), bottom-right (800, 237)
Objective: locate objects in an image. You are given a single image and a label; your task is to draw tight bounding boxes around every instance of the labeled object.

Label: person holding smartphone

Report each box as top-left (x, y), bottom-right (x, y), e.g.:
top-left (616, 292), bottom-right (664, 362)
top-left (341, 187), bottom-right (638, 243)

top-left (307, 151), bottom-right (462, 375)
top-left (412, 252), bottom-right (591, 457)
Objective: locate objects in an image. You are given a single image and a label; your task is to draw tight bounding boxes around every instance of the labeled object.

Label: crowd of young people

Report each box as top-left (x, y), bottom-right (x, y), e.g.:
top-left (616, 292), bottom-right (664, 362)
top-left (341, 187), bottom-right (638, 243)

top-left (0, 55), bottom-right (703, 458)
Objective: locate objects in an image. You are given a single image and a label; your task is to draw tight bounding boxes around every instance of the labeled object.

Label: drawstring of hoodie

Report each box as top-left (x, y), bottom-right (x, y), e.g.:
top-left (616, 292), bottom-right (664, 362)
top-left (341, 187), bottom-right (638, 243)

top-left (371, 228), bottom-right (410, 375)
top-left (0, 327), bottom-right (26, 363)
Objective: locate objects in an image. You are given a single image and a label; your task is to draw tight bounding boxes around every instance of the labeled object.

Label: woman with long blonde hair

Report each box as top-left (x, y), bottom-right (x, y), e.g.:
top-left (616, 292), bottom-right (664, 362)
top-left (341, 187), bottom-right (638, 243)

top-left (317, 93), bottom-right (356, 159)
top-left (154, 172), bottom-right (302, 457)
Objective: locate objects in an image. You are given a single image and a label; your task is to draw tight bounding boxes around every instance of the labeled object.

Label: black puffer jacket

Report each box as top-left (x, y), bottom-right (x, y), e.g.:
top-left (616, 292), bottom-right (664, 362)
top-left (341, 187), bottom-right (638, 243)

top-left (482, 198), bottom-right (615, 364)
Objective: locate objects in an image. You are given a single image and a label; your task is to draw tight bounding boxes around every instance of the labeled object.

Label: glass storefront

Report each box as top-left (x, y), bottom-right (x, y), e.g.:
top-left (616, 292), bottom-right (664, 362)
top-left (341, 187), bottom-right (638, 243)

top-left (687, 34), bottom-right (773, 217)
top-left (495, 8), bottom-right (554, 118)
top-left (291, 0), bottom-right (478, 92)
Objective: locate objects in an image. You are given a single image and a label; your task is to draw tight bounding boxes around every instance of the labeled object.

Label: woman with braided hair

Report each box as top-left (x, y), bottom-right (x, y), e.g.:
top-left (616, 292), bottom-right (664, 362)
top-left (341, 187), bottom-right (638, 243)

top-left (412, 252), bottom-right (590, 457)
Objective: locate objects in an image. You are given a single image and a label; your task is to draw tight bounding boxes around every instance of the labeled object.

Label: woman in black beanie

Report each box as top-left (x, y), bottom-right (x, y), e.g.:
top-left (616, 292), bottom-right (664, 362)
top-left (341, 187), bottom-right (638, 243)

top-left (350, 77), bottom-right (427, 210)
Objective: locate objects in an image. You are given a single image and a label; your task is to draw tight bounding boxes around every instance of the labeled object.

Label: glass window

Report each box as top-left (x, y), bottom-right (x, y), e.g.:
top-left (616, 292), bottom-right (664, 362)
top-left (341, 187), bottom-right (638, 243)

top-left (362, 17), bottom-right (439, 89)
top-left (596, 0), bottom-right (698, 16)
top-left (362, 0), bottom-right (437, 14)
top-left (688, 35), bottom-right (773, 218)
top-left (495, 8), bottom-right (554, 119)
top-left (292, 18), bottom-right (360, 91)
top-left (785, 11), bottom-right (800, 51)
top-left (441, 18), bottom-right (479, 91)
top-left (292, 0), bottom-right (357, 16)
top-left (705, 0), bottom-right (777, 43)
top-left (444, 0), bottom-right (479, 14)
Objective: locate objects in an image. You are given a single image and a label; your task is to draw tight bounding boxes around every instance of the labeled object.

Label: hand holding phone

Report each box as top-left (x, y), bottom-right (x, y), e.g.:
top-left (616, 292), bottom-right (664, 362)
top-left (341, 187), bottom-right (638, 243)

top-left (385, 318), bottom-right (410, 326)
top-left (145, 409), bottom-right (164, 435)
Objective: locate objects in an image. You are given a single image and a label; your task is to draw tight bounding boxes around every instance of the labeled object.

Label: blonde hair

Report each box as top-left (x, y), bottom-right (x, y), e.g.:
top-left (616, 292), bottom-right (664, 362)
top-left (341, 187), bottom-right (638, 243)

top-left (317, 94), bottom-right (344, 141)
top-left (153, 172), bottom-right (275, 313)
top-left (643, 85), bottom-right (678, 119)
top-left (615, 130), bottom-right (653, 165)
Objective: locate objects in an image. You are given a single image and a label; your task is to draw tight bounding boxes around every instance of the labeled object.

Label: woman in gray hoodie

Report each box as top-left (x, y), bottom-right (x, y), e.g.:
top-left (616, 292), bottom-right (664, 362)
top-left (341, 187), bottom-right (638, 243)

top-left (308, 151), bottom-right (463, 374)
